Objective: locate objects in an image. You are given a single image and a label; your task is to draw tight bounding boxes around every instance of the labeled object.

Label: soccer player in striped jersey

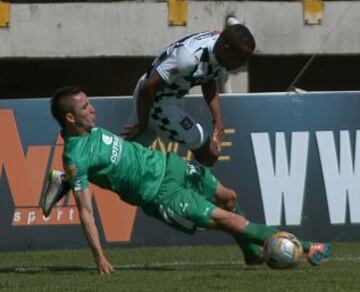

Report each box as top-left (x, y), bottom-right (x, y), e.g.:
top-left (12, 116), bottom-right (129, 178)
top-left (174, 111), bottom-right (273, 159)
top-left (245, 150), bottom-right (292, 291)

top-left (123, 24), bottom-right (255, 167)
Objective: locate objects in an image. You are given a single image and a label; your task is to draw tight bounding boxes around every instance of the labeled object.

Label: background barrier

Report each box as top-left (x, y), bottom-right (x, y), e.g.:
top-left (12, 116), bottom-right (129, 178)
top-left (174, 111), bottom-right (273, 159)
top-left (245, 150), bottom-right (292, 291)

top-left (1, 91), bottom-right (360, 250)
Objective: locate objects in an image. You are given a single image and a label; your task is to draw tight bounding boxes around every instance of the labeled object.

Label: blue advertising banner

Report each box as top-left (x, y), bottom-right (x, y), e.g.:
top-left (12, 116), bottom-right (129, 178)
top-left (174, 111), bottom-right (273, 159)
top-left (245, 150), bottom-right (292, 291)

top-left (1, 91), bottom-right (360, 250)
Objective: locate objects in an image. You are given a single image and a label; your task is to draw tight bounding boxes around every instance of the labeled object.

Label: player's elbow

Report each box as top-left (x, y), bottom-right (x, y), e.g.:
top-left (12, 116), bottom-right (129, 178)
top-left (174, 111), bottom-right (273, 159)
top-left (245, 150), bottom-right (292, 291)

top-left (192, 140), bottom-right (219, 167)
top-left (194, 152), bottom-right (219, 167)
top-left (139, 85), bottom-right (154, 105)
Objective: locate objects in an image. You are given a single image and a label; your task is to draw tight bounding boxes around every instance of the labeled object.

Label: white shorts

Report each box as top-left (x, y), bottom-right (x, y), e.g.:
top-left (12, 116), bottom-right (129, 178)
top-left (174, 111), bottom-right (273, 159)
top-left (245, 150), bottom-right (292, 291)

top-left (129, 74), bottom-right (209, 150)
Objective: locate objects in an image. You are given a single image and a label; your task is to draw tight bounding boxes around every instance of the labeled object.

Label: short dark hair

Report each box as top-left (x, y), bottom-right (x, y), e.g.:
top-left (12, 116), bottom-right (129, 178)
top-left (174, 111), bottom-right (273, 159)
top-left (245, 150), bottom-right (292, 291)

top-left (220, 23), bottom-right (256, 51)
top-left (51, 85), bottom-right (82, 128)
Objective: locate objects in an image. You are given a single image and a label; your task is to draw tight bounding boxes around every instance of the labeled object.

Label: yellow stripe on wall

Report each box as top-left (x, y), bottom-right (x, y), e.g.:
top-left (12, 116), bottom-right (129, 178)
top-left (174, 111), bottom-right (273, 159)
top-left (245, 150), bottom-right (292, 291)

top-left (0, 2), bottom-right (10, 28)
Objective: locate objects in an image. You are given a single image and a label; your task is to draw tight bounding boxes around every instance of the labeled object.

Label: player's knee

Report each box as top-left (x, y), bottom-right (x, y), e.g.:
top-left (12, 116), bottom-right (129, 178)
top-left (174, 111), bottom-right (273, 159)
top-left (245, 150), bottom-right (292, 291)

top-left (214, 182), bottom-right (238, 210)
top-left (192, 141), bottom-right (219, 167)
top-left (194, 152), bottom-right (218, 167)
top-left (215, 188), bottom-right (237, 211)
top-left (225, 190), bottom-right (237, 211)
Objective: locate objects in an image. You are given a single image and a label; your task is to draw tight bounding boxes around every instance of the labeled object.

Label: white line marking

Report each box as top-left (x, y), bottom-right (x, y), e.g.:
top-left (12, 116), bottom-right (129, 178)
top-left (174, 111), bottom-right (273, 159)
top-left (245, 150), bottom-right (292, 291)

top-left (2, 256), bottom-right (359, 273)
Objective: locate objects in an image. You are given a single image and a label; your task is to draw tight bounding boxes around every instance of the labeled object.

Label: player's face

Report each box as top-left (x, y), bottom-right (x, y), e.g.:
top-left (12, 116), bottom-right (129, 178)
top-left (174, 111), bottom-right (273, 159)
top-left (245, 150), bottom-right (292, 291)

top-left (217, 45), bottom-right (253, 71)
top-left (70, 92), bottom-right (96, 132)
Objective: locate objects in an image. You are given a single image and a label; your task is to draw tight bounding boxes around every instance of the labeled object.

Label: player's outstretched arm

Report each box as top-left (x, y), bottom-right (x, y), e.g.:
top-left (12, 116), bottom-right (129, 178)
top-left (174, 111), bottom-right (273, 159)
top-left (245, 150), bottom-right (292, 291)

top-left (201, 80), bottom-right (224, 151)
top-left (74, 188), bottom-right (114, 275)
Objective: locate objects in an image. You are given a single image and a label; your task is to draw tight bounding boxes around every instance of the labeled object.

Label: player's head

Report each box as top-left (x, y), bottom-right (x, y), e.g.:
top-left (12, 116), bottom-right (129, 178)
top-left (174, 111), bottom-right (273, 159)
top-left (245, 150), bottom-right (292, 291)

top-left (214, 24), bottom-right (255, 71)
top-left (51, 85), bottom-right (96, 134)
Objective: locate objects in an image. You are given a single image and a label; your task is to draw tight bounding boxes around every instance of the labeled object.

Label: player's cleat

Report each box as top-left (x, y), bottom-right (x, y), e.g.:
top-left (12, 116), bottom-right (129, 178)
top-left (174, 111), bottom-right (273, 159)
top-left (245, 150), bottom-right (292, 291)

top-left (306, 243), bottom-right (331, 266)
top-left (244, 248), bottom-right (265, 268)
top-left (41, 170), bottom-right (71, 217)
top-left (226, 16), bottom-right (241, 26)
top-left (244, 255), bottom-right (265, 268)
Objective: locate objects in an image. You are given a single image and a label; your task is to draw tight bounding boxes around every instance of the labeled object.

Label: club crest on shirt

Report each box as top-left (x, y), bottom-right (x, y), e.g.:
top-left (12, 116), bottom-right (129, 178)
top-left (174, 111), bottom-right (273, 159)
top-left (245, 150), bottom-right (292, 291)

top-left (102, 134), bottom-right (113, 145)
top-left (180, 116), bottom-right (194, 130)
top-left (64, 164), bottom-right (77, 181)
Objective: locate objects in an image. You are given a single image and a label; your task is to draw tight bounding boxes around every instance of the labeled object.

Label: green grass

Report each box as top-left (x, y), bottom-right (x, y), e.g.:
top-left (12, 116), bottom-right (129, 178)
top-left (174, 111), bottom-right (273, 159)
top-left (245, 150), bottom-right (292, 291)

top-left (0, 243), bottom-right (359, 292)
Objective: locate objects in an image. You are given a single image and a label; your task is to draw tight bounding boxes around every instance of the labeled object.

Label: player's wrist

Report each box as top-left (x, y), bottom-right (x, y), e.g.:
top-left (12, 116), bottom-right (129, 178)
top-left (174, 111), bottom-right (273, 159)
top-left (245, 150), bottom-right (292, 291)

top-left (212, 115), bottom-right (222, 123)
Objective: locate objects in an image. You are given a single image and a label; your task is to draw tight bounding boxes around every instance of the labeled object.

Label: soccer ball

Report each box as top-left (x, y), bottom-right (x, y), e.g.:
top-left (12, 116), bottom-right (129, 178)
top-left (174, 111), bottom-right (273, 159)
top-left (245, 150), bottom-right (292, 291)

top-left (264, 231), bottom-right (303, 269)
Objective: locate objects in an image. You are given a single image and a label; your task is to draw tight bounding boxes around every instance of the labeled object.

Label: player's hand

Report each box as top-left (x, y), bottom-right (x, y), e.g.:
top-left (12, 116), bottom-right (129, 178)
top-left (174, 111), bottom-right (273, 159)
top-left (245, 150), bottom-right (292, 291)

top-left (96, 256), bottom-right (114, 275)
top-left (212, 120), bottom-right (224, 152)
top-left (121, 123), bottom-right (145, 141)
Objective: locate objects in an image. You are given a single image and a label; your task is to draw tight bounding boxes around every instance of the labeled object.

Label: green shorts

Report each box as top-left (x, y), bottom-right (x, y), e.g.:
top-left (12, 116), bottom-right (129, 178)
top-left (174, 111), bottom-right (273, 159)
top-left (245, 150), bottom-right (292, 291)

top-left (142, 153), bottom-right (218, 234)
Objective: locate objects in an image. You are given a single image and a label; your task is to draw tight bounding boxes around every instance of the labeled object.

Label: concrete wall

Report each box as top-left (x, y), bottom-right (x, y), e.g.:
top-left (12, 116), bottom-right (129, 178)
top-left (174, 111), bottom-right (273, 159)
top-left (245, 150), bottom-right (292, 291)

top-left (0, 1), bottom-right (359, 58)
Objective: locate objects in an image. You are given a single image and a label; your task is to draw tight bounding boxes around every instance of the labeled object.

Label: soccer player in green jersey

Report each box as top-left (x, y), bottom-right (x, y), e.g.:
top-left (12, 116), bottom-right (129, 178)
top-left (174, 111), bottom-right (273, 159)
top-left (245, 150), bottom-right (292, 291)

top-left (42, 86), bottom-right (331, 275)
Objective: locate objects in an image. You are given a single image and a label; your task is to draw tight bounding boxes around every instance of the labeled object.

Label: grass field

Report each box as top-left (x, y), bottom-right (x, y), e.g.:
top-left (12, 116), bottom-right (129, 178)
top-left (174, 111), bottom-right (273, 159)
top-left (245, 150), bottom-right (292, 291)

top-left (0, 243), bottom-right (359, 292)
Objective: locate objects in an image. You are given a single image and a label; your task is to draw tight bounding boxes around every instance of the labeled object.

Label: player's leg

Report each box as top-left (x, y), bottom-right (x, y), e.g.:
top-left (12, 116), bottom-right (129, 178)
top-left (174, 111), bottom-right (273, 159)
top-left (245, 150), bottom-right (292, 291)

top-left (209, 207), bottom-right (277, 245)
top-left (154, 153), bottom-right (331, 266)
top-left (151, 181), bottom-right (275, 249)
top-left (175, 158), bottom-right (263, 264)
top-left (209, 209), bottom-right (331, 266)
top-left (191, 138), bottom-right (219, 167)
top-left (201, 179), bottom-right (264, 265)
top-left (127, 73), bottom-right (158, 146)
top-left (189, 167), bottom-right (331, 265)
top-left (209, 182), bottom-right (331, 265)
top-left (144, 153), bottom-right (226, 234)
top-left (150, 102), bottom-right (218, 166)
top-left (181, 158), bottom-right (264, 264)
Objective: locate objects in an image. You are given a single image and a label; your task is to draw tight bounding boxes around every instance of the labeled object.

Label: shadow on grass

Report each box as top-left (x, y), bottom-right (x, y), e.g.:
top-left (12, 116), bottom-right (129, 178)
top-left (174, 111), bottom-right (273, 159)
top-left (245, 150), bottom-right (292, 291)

top-left (0, 262), bottom-right (262, 274)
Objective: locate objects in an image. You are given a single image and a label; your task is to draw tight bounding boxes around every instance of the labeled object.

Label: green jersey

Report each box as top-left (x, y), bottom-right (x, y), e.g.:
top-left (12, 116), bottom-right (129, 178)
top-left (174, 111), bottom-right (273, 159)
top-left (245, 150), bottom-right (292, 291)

top-left (62, 127), bottom-right (166, 206)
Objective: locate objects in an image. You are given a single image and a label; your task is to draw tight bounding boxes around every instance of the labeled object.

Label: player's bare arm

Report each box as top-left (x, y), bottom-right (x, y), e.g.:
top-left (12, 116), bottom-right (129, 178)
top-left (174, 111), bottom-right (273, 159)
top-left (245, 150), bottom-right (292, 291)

top-left (201, 80), bottom-right (224, 150)
top-left (73, 188), bottom-right (114, 275)
top-left (137, 71), bottom-right (165, 130)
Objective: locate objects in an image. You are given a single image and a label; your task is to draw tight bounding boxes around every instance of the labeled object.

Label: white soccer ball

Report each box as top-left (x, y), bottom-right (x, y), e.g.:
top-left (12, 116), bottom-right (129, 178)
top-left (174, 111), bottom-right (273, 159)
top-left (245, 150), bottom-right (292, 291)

top-left (264, 231), bottom-right (303, 269)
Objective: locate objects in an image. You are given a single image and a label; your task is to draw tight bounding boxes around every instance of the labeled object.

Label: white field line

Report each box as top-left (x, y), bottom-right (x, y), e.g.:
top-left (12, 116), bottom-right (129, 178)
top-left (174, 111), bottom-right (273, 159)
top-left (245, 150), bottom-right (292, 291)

top-left (2, 257), bottom-right (360, 273)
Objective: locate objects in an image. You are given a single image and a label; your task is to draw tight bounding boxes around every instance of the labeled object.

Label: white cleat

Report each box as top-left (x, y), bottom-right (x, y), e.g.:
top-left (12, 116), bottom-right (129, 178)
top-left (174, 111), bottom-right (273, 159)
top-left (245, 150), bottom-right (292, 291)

top-left (226, 16), bottom-right (241, 26)
top-left (41, 170), bottom-right (70, 217)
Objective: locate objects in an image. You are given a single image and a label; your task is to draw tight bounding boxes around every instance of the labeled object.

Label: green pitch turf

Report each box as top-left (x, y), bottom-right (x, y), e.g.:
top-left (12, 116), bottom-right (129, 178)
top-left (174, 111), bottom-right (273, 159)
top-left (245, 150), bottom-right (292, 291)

top-left (0, 243), bottom-right (358, 292)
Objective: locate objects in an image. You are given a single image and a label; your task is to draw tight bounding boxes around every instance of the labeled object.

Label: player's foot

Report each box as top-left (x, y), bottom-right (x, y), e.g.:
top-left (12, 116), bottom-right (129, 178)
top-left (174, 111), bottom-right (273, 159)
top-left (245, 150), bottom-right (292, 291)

top-left (306, 243), bottom-right (331, 266)
top-left (226, 15), bottom-right (240, 26)
top-left (245, 256), bottom-right (264, 268)
top-left (41, 170), bottom-right (71, 217)
top-left (244, 249), bottom-right (265, 268)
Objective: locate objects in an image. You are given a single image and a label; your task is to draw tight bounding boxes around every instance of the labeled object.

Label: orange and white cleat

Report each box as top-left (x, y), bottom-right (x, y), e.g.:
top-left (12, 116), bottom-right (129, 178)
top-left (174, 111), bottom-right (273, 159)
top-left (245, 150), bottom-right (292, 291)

top-left (306, 243), bottom-right (331, 266)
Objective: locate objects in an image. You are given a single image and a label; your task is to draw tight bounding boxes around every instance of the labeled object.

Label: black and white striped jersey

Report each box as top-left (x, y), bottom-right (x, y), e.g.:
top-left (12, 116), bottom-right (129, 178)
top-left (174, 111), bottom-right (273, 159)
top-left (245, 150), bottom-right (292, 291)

top-left (149, 31), bottom-right (228, 101)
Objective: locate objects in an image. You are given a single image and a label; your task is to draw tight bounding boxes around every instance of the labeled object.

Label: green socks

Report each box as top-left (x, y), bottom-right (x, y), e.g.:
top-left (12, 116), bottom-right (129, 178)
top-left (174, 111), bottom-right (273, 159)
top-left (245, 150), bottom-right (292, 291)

top-left (242, 222), bottom-right (278, 245)
top-left (300, 241), bottom-right (311, 252)
top-left (232, 208), bottom-right (265, 263)
top-left (234, 207), bottom-right (311, 255)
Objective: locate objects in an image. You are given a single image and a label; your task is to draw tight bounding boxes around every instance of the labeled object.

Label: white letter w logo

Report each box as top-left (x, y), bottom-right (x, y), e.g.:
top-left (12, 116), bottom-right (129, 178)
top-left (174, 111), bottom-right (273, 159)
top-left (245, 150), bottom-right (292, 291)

top-left (251, 132), bottom-right (309, 226)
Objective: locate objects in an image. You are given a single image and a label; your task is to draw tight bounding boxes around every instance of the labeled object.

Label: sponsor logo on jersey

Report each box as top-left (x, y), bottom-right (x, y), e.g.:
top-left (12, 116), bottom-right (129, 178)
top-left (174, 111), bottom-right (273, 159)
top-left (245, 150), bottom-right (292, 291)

top-left (102, 134), bottom-right (113, 145)
top-left (180, 116), bottom-right (194, 130)
top-left (110, 136), bottom-right (123, 164)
